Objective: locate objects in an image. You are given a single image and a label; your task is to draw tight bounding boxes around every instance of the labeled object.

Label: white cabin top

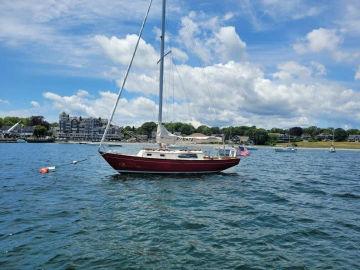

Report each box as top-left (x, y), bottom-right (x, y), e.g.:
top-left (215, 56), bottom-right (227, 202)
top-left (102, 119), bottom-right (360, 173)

top-left (137, 149), bottom-right (206, 160)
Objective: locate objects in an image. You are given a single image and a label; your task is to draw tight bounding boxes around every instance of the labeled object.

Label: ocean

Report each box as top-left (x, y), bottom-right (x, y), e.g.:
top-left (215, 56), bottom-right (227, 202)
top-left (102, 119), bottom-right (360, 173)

top-left (1, 143), bottom-right (359, 269)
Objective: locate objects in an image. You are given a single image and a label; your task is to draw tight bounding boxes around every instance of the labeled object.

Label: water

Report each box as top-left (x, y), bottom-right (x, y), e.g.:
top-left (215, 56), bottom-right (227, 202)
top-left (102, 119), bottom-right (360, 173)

top-left (1, 143), bottom-right (359, 269)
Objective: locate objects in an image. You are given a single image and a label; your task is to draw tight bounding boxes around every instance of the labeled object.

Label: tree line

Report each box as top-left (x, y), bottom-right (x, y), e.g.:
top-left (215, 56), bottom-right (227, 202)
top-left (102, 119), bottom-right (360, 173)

top-left (1, 116), bottom-right (359, 143)
top-left (125, 122), bottom-right (359, 145)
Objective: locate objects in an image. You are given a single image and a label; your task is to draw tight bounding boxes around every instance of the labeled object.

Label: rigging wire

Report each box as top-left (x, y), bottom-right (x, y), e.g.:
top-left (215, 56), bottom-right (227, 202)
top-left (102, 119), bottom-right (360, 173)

top-left (171, 54), bottom-right (175, 128)
top-left (99, 0), bottom-right (153, 151)
top-left (173, 63), bottom-right (192, 123)
top-left (202, 66), bottom-right (218, 118)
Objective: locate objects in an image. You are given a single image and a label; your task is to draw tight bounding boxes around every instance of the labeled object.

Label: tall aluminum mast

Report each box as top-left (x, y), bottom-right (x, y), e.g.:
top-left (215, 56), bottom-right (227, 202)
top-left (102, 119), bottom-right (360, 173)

top-left (158, 0), bottom-right (166, 126)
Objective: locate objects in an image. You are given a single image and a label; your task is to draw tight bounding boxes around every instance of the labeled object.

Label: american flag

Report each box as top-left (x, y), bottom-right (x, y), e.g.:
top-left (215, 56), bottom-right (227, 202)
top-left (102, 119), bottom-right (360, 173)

top-left (237, 145), bottom-right (250, 157)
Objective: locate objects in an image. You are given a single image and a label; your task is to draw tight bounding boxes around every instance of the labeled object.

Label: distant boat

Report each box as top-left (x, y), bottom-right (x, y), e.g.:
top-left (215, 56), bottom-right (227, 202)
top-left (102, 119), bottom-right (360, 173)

top-left (274, 130), bottom-right (297, 153)
top-left (16, 139), bottom-right (27, 143)
top-left (275, 146), bottom-right (297, 153)
top-left (329, 128), bottom-right (336, 153)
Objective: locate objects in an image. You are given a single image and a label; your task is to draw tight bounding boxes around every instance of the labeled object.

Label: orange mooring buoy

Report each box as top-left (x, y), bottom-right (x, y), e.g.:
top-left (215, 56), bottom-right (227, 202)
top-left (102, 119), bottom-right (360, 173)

top-left (39, 167), bottom-right (49, 174)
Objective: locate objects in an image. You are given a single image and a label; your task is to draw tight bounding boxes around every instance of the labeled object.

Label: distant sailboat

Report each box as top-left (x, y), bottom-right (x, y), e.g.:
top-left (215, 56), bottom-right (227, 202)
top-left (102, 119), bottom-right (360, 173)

top-left (329, 128), bottom-right (336, 153)
top-left (274, 130), bottom-right (297, 153)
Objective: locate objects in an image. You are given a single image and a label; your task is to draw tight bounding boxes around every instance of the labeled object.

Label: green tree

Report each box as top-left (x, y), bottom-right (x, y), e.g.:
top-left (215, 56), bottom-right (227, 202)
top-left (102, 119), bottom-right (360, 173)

top-left (210, 126), bottom-right (220, 134)
top-left (33, 125), bottom-right (48, 137)
top-left (267, 133), bottom-right (279, 145)
top-left (347, 129), bottom-right (360, 135)
top-left (180, 123), bottom-right (195, 135)
top-left (289, 127), bottom-right (303, 137)
top-left (139, 121), bottom-right (157, 138)
top-left (334, 128), bottom-right (347, 141)
top-left (196, 125), bottom-right (211, 135)
top-left (252, 129), bottom-right (269, 145)
top-left (270, 127), bottom-right (284, 134)
top-left (303, 126), bottom-right (320, 138)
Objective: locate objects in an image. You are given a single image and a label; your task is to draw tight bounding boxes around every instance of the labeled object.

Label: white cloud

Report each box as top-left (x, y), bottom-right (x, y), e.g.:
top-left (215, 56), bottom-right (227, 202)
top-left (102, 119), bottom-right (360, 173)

top-left (30, 101), bottom-right (40, 108)
top-left (273, 61), bottom-right (326, 81)
top-left (310, 61), bottom-right (327, 76)
top-left (223, 12), bottom-right (235, 21)
top-left (293, 28), bottom-right (342, 54)
top-left (42, 61), bottom-right (360, 128)
top-left (260, 0), bottom-right (323, 20)
top-left (0, 99), bottom-right (10, 105)
top-left (170, 47), bottom-right (188, 63)
top-left (0, 0), bottom-right (169, 72)
top-left (94, 35), bottom-right (158, 69)
top-left (355, 66), bottom-right (360, 80)
top-left (1, 1), bottom-right (359, 129)
top-left (178, 12), bottom-right (246, 64)
top-left (212, 26), bottom-right (246, 62)
top-left (273, 61), bottom-right (312, 81)
top-left (335, 0), bottom-right (360, 35)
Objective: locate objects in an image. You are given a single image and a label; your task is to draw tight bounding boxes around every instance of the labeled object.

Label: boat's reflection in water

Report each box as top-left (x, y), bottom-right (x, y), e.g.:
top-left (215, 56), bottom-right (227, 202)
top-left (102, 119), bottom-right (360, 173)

top-left (109, 171), bottom-right (239, 182)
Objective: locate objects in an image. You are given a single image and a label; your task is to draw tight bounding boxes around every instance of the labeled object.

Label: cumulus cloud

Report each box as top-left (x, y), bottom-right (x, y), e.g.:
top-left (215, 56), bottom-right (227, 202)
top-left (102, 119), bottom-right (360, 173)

top-left (293, 28), bottom-right (342, 54)
top-left (178, 12), bottom-right (246, 64)
top-left (30, 101), bottom-right (40, 108)
top-left (43, 60), bottom-right (360, 128)
top-left (273, 61), bottom-right (326, 81)
top-left (94, 35), bottom-right (158, 69)
top-left (273, 61), bottom-right (312, 81)
top-left (2, 1), bottom-right (359, 129)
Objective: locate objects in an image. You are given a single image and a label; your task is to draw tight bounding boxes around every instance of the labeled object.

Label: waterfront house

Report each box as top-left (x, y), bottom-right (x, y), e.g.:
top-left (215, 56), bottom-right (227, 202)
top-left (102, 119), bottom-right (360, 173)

top-left (232, 135), bottom-right (250, 144)
top-left (316, 133), bottom-right (333, 141)
top-left (301, 133), bottom-right (312, 141)
top-left (348, 135), bottom-right (360, 142)
top-left (58, 112), bottom-right (123, 141)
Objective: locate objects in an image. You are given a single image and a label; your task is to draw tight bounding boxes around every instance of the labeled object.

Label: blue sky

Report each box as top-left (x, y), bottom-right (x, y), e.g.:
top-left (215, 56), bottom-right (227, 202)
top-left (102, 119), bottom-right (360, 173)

top-left (0, 0), bottom-right (359, 128)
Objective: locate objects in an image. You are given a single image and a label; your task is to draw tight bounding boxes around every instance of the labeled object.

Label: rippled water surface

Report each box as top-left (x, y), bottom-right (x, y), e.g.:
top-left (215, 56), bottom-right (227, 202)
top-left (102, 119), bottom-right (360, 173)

top-left (1, 143), bottom-right (360, 269)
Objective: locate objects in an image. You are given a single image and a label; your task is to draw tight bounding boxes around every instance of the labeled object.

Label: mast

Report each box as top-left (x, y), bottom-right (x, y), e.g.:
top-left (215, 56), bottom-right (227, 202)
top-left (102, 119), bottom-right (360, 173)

top-left (158, 0), bottom-right (166, 126)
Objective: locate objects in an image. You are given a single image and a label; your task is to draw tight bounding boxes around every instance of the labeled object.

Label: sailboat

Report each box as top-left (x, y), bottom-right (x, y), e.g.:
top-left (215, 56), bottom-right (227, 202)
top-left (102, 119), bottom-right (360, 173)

top-left (98, 0), bottom-right (240, 174)
top-left (274, 130), bottom-right (297, 152)
top-left (329, 128), bottom-right (336, 153)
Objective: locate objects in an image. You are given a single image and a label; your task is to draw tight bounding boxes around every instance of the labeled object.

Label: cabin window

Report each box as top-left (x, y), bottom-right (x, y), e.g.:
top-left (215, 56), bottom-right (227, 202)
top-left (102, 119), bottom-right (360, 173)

top-left (160, 154), bottom-right (165, 157)
top-left (178, 153), bottom-right (198, 158)
top-left (146, 153), bottom-right (152, 156)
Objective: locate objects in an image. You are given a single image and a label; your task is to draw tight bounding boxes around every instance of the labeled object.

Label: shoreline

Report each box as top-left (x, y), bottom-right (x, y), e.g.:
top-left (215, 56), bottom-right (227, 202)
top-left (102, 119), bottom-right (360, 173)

top-left (2, 140), bottom-right (360, 151)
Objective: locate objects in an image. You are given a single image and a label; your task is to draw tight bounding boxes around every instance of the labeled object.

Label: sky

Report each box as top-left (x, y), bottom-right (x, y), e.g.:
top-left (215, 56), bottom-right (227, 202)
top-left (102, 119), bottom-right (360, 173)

top-left (0, 0), bottom-right (359, 129)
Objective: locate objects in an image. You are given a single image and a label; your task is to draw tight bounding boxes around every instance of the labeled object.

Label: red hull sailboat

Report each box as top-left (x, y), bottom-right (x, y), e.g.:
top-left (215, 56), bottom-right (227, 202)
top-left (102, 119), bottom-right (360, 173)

top-left (98, 0), bottom-right (240, 174)
top-left (100, 151), bottom-right (239, 174)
